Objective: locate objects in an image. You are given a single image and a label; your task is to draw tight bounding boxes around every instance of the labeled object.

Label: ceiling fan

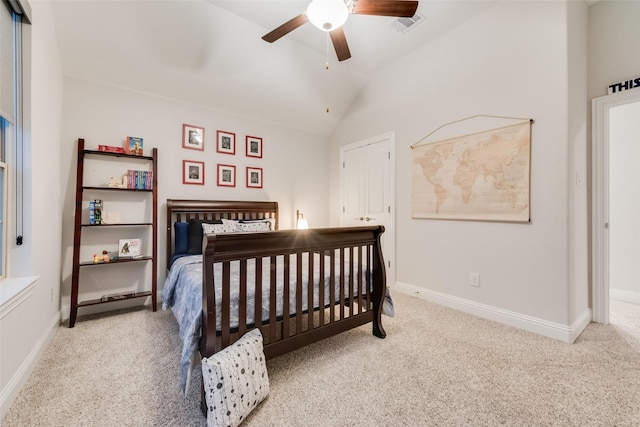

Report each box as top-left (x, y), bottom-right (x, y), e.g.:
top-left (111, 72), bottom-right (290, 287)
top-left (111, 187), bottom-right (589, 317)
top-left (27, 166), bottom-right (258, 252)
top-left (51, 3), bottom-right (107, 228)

top-left (261, 0), bottom-right (419, 62)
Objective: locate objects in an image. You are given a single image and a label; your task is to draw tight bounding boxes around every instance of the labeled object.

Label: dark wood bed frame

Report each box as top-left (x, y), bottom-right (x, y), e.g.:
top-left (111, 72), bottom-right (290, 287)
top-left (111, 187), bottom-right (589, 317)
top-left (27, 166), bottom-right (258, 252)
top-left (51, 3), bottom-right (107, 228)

top-left (166, 199), bottom-right (387, 408)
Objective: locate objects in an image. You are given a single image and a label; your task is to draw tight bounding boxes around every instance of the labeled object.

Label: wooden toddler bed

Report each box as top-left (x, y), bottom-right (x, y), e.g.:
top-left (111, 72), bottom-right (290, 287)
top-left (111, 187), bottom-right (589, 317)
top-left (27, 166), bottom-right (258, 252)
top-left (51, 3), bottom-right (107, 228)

top-left (163, 199), bottom-right (387, 407)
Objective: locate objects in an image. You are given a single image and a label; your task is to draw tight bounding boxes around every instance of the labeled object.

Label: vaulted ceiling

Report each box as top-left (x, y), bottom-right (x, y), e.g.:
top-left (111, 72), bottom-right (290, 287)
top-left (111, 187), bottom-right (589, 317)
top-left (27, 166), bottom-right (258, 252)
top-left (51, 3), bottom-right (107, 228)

top-left (50, 0), bottom-right (497, 136)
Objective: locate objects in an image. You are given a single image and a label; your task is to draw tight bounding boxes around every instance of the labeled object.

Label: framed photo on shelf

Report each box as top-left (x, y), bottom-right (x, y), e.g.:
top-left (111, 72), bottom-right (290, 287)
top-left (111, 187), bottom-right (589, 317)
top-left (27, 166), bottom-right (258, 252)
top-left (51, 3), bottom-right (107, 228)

top-left (217, 164), bottom-right (236, 187)
top-left (183, 160), bottom-right (205, 185)
top-left (246, 167), bottom-right (263, 188)
top-left (182, 124), bottom-right (204, 151)
top-left (246, 135), bottom-right (262, 158)
top-left (216, 130), bottom-right (236, 155)
top-left (118, 238), bottom-right (141, 258)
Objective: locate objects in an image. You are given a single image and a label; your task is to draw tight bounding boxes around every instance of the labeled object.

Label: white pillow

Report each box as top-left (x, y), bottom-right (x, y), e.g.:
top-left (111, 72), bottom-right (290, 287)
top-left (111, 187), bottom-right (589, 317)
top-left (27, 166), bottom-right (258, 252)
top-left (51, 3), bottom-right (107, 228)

top-left (202, 221), bottom-right (237, 234)
top-left (237, 220), bottom-right (272, 232)
top-left (201, 329), bottom-right (270, 427)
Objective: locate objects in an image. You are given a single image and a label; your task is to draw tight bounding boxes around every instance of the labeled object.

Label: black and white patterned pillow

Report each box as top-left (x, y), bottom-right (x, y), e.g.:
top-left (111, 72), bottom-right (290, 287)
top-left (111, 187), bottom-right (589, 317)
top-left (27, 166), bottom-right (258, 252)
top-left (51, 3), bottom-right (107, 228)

top-left (236, 220), bottom-right (272, 232)
top-left (201, 329), bottom-right (270, 427)
top-left (202, 221), bottom-right (238, 234)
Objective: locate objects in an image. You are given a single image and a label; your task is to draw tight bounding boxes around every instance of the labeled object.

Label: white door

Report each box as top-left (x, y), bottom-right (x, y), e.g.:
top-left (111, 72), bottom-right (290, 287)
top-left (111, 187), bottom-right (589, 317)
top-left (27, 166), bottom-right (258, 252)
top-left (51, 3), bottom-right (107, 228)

top-left (340, 132), bottom-right (395, 287)
top-left (592, 89), bottom-right (640, 323)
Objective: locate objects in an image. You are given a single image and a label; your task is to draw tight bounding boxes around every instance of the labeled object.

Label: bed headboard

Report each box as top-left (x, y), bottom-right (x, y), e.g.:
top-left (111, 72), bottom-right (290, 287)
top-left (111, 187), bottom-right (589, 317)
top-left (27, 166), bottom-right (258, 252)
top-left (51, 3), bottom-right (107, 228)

top-left (166, 199), bottom-right (279, 267)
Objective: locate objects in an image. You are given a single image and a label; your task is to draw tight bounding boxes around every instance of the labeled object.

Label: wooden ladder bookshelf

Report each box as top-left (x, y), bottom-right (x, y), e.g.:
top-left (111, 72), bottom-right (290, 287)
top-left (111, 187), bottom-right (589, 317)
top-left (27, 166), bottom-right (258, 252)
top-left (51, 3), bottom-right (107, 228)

top-left (69, 138), bottom-right (157, 327)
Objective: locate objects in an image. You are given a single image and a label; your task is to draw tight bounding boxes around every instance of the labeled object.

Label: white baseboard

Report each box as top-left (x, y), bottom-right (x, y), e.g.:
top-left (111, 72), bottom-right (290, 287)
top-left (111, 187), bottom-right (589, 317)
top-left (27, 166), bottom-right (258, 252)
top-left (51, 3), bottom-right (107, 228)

top-left (610, 288), bottom-right (640, 305)
top-left (393, 282), bottom-right (591, 344)
top-left (0, 311), bottom-right (60, 420)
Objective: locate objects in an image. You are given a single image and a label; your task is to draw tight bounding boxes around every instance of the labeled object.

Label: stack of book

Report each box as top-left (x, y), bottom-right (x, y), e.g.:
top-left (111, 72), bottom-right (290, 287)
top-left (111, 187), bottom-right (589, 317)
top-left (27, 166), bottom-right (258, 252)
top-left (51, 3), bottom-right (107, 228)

top-left (89, 200), bottom-right (103, 224)
top-left (126, 170), bottom-right (153, 189)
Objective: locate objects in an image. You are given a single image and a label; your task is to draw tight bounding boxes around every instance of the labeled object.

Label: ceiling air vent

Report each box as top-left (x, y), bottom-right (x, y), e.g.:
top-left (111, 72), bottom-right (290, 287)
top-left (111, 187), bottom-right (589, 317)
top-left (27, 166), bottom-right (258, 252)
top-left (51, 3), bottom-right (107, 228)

top-left (389, 12), bottom-right (425, 34)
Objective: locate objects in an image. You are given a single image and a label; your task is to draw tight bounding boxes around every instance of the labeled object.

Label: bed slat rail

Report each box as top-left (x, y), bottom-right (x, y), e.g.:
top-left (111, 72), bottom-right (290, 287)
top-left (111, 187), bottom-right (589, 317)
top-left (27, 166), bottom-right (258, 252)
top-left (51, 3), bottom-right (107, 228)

top-left (200, 226), bottom-right (386, 360)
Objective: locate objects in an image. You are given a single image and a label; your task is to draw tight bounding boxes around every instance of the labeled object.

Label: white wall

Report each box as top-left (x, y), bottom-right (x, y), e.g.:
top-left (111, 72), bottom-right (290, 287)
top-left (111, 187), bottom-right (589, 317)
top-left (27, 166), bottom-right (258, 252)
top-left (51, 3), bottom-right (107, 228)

top-left (59, 77), bottom-right (330, 318)
top-left (567, 0), bottom-right (589, 328)
top-left (0, 0), bottom-right (64, 419)
top-left (588, 0), bottom-right (640, 101)
top-left (330, 1), bottom-right (590, 340)
top-left (609, 101), bottom-right (640, 303)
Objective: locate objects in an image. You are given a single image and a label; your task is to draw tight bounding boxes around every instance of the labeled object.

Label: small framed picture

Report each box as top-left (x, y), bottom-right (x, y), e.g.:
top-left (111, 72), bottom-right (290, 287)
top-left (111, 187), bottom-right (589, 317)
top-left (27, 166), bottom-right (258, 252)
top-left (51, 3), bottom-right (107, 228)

top-left (118, 238), bottom-right (141, 258)
top-left (217, 130), bottom-right (236, 155)
top-left (217, 164), bottom-right (236, 187)
top-left (183, 160), bottom-right (204, 185)
top-left (246, 136), bottom-right (262, 158)
top-left (246, 167), bottom-right (263, 188)
top-left (182, 124), bottom-right (204, 151)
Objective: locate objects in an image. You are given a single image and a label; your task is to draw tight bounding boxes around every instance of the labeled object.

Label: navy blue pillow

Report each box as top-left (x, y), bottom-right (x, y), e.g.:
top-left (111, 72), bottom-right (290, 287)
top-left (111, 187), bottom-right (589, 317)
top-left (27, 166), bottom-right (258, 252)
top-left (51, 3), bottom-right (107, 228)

top-left (188, 218), bottom-right (223, 255)
top-left (174, 222), bottom-right (189, 255)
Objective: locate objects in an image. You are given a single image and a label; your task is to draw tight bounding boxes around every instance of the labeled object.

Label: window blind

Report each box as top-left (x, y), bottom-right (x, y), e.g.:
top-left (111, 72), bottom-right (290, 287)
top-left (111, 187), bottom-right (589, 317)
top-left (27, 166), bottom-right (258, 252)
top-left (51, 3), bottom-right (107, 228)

top-left (0, 0), bottom-right (29, 125)
top-left (0, 1), bottom-right (15, 124)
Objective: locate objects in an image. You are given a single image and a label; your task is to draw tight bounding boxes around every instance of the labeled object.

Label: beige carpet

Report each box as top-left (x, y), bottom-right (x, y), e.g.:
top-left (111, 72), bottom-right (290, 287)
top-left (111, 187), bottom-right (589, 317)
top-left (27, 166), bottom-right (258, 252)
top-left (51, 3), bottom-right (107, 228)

top-left (3, 292), bottom-right (640, 426)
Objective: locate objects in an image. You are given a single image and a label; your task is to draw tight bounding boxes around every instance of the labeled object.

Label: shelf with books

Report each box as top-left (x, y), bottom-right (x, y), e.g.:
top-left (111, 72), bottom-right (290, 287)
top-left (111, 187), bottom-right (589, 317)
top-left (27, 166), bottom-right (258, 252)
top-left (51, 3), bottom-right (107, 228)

top-left (70, 138), bottom-right (158, 328)
top-left (85, 148), bottom-right (153, 161)
top-left (82, 186), bottom-right (153, 192)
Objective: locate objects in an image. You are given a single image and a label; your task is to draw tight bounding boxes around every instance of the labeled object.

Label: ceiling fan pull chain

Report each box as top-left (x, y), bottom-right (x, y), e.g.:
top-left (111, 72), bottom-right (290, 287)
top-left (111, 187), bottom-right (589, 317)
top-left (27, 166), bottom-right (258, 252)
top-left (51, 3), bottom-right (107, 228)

top-left (325, 32), bottom-right (330, 113)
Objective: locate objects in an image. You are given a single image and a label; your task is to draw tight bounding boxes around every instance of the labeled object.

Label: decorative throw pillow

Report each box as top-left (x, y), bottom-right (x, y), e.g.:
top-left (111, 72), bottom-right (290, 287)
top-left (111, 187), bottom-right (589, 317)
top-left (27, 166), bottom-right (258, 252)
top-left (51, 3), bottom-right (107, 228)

top-left (222, 219), bottom-right (240, 231)
top-left (236, 219), bottom-right (273, 232)
top-left (201, 329), bottom-right (270, 427)
top-left (174, 222), bottom-right (189, 255)
top-left (202, 221), bottom-right (238, 234)
top-left (187, 218), bottom-right (223, 255)
top-left (239, 218), bottom-right (275, 228)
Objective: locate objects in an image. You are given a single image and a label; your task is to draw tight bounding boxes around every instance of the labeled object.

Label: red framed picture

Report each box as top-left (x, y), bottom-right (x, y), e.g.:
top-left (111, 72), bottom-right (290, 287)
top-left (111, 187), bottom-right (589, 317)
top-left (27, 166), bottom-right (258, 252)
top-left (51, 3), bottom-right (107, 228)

top-left (183, 160), bottom-right (204, 185)
top-left (216, 130), bottom-right (236, 155)
top-left (246, 167), bottom-right (263, 188)
top-left (182, 124), bottom-right (204, 151)
top-left (246, 135), bottom-right (262, 158)
top-left (217, 164), bottom-right (236, 187)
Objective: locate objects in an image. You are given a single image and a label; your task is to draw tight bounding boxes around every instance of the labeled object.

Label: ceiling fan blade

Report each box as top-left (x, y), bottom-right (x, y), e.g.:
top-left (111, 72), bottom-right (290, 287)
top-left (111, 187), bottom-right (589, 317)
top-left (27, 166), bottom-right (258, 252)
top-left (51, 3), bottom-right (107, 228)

top-left (330, 28), bottom-right (351, 62)
top-left (352, 0), bottom-right (418, 17)
top-left (262, 14), bottom-right (308, 43)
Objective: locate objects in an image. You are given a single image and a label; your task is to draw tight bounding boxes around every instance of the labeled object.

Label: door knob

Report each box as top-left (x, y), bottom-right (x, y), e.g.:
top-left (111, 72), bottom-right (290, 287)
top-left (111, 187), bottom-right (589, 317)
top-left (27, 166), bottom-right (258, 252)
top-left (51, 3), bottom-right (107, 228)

top-left (354, 217), bottom-right (364, 221)
top-left (365, 217), bottom-right (376, 222)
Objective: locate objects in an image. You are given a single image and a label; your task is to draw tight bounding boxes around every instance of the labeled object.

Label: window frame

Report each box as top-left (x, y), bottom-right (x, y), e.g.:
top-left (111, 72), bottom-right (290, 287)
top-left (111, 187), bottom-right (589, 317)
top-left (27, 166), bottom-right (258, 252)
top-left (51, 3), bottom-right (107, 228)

top-left (0, 1), bottom-right (30, 282)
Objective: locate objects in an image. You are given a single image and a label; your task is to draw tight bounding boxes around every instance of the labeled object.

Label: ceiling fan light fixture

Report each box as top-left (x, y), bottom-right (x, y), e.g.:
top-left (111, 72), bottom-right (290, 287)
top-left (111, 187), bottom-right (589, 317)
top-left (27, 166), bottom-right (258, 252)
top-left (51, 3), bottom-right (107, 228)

top-left (306, 0), bottom-right (349, 32)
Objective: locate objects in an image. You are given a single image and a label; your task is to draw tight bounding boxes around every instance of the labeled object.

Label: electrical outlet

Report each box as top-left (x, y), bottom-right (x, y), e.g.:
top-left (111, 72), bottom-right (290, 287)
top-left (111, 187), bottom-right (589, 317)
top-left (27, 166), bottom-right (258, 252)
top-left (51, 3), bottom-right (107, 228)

top-left (469, 273), bottom-right (480, 287)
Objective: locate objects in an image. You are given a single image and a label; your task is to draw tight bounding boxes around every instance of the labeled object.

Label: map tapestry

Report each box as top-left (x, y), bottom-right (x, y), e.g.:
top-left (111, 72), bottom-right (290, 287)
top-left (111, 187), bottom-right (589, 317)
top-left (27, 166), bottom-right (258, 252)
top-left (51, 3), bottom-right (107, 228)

top-left (412, 121), bottom-right (531, 222)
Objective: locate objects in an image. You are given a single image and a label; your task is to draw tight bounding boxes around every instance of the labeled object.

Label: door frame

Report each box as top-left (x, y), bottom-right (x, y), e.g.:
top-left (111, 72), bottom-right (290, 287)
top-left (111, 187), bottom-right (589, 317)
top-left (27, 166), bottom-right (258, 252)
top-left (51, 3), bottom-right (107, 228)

top-left (592, 88), bottom-right (640, 324)
top-left (339, 131), bottom-right (396, 288)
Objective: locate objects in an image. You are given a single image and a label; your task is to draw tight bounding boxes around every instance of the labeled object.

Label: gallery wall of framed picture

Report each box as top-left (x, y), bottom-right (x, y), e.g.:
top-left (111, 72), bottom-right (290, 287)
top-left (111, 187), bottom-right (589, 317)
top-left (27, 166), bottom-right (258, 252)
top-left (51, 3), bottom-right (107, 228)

top-left (180, 123), bottom-right (264, 188)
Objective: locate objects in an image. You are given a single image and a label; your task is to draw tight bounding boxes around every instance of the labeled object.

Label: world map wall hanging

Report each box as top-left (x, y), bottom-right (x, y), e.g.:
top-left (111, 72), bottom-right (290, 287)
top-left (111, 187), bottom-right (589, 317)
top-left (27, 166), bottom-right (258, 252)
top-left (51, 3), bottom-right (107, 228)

top-left (411, 116), bottom-right (532, 222)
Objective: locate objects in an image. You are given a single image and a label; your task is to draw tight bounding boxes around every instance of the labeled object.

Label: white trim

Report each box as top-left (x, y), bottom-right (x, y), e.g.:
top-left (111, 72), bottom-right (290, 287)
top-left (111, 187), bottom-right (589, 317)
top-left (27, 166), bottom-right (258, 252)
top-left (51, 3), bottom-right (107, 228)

top-left (0, 275), bottom-right (38, 311)
top-left (0, 161), bottom-right (6, 279)
top-left (394, 282), bottom-right (591, 343)
top-left (0, 311), bottom-right (59, 420)
top-left (591, 88), bottom-right (640, 324)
